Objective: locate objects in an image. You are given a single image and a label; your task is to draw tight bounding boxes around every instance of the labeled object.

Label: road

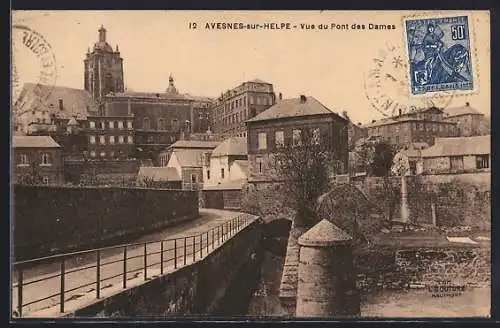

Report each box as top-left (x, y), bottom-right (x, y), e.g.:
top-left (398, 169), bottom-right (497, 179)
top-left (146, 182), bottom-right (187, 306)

top-left (12, 209), bottom-right (255, 317)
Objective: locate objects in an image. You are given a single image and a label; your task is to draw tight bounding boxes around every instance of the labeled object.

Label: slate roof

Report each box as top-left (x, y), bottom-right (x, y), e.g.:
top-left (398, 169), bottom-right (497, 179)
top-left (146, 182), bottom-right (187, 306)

top-left (246, 96), bottom-right (345, 123)
top-left (13, 136), bottom-right (61, 148)
top-left (108, 91), bottom-right (190, 101)
top-left (14, 83), bottom-right (95, 120)
top-left (170, 140), bottom-right (221, 150)
top-left (211, 137), bottom-right (247, 157)
top-left (137, 167), bottom-right (181, 181)
top-left (421, 135), bottom-right (490, 157)
top-left (444, 103), bottom-right (483, 118)
top-left (171, 149), bottom-right (207, 167)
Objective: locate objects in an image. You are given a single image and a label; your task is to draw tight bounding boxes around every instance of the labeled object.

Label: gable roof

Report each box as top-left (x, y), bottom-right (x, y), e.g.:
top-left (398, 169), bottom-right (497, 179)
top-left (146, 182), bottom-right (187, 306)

top-left (248, 78), bottom-right (271, 84)
top-left (444, 103), bottom-right (483, 118)
top-left (170, 149), bottom-right (207, 167)
top-left (14, 83), bottom-right (95, 120)
top-left (246, 96), bottom-right (345, 123)
top-left (170, 140), bottom-right (221, 150)
top-left (13, 136), bottom-right (61, 148)
top-left (137, 167), bottom-right (181, 181)
top-left (421, 135), bottom-right (490, 158)
top-left (211, 137), bottom-right (247, 157)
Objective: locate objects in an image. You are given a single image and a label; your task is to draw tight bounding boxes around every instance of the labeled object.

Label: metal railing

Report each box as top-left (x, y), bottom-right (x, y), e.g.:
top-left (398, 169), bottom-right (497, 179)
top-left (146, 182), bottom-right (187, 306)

top-left (11, 213), bottom-right (254, 318)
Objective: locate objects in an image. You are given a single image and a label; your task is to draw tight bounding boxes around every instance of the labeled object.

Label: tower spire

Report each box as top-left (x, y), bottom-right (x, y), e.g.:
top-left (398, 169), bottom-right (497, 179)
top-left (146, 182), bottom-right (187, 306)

top-left (98, 25), bottom-right (107, 42)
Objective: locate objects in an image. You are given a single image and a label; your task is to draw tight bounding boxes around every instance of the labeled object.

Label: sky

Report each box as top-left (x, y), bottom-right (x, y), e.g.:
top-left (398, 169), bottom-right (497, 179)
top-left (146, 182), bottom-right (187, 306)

top-left (12, 10), bottom-right (490, 124)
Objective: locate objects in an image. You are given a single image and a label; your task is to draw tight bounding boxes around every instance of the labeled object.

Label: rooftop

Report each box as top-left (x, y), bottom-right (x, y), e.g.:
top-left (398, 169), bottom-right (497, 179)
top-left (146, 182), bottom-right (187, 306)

top-left (246, 95), bottom-right (346, 123)
top-left (443, 102), bottom-right (484, 118)
top-left (170, 149), bottom-right (207, 167)
top-left (170, 140), bottom-right (221, 150)
top-left (231, 160), bottom-right (249, 173)
top-left (13, 136), bottom-right (61, 148)
top-left (14, 83), bottom-right (95, 120)
top-left (211, 137), bottom-right (247, 157)
top-left (421, 135), bottom-right (490, 157)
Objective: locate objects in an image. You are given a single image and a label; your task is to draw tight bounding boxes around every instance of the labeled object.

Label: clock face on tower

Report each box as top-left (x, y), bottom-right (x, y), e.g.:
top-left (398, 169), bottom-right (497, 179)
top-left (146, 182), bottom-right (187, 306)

top-left (364, 43), bottom-right (453, 118)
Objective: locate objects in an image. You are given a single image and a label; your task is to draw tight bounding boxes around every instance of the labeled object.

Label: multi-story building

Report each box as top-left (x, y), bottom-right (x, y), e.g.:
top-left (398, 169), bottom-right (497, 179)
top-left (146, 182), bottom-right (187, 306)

top-left (246, 95), bottom-right (349, 186)
top-left (443, 102), bottom-right (489, 137)
top-left (12, 136), bottom-right (64, 185)
top-left (189, 95), bottom-right (214, 134)
top-left (212, 79), bottom-right (276, 137)
top-left (85, 115), bottom-right (136, 160)
top-left (363, 107), bottom-right (457, 146)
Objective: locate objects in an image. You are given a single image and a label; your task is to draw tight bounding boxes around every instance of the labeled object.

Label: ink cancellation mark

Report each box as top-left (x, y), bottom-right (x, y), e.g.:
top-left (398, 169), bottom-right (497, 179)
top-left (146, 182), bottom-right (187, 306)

top-left (12, 25), bottom-right (57, 106)
top-left (405, 15), bottom-right (473, 95)
top-left (364, 42), bottom-right (453, 118)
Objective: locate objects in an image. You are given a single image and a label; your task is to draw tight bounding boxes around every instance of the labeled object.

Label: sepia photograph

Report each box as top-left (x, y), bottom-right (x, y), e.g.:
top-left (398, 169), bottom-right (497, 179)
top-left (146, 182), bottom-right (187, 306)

top-left (10, 10), bottom-right (491, 320)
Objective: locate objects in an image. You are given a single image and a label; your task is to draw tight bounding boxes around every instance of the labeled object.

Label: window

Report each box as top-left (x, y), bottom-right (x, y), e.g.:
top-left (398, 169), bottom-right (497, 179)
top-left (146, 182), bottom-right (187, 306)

top-left (127, 136), bottom-right (133, 144)
top-left (476, 155), bottom-right (489, 169)
top-left (40, 152), bottom-right (52, 166)
top-left (450, 156), bottom-right (464, 170)
top-left (143, 117), bottom-right (150, 130)
top-left (90, 151), bottom-right (96, 158)
top-left (207, 170), bottom-right (210, 180)
top-left (110, 151), bottom-right (115, 157)
top-left (257, 157), bottom-right (263, 173)
top-left (127, 121), bottom-right (132, 129)
top-left (292, 129), bottom-right (302, 146)
top-left (191, 174), bottom-right (197, 183)
top-left (109, 121), bottom-right (114, 129)
top-left (89, 121), bottom-right (95, 129)
top-left (109, 135), bottom-right (115, 144)
top-left (395, 136), bottom-right (399, 144)
top-left (158, 118), bottom-right (165, 130)
top-left (117, 121), bottom-right (123, 129)
top-left (42, 176), bottom-right (50, 185)
top-left (258, 132), bottom-right (267, 150)
top-left (100, 151), bottom-right (106, 157)
top-left (172, 119), bottom-right (179, 132)
top-left (275, 131), bottom-right (284, 147)
top-left (100, 121), bottom-right (106, 130)
top-left (243, 96), bottom-right (247, 106)
top-left (221, 168), bottom-right (225, 179)
top-left (99, 136), bottom-right (106, 144)
top-left (419, 123), bottom-right (424, 131)
top-left (250, 96), bottom-right (254, 105)
top-left (312, 128), bottom-right (320, 145)
top-left (119, 136), bottom-right (124, 144)
top-left (18, 153), bottom-right (29, 166)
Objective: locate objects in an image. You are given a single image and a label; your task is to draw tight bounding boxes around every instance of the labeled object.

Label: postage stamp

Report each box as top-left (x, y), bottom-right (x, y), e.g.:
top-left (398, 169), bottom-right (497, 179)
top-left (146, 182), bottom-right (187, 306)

top-left (404, 15), bottom-right (474, 96)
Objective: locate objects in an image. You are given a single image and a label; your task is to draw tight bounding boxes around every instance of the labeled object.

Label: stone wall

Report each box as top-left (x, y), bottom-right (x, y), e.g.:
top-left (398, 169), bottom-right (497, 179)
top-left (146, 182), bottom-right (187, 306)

top-left (353, 172), bottom-right (491, 229)
top-left (66, 219), bottom-right (262, 317)
top-left (13, 185), bottom-right (199, 261)
top-left (203, 189), bottom-right (243, 210)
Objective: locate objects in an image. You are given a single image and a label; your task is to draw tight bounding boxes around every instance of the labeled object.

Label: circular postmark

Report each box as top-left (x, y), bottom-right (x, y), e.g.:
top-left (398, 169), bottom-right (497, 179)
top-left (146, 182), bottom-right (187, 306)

top-left (364, 42), bottom-right (453, 118)
top-left (12, 25), bottom-right (57, 108)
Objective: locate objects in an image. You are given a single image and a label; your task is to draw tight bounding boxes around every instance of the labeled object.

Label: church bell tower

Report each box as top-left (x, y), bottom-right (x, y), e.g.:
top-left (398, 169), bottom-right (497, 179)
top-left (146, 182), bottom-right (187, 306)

top-left (84, 25), bottom-right (125, 112)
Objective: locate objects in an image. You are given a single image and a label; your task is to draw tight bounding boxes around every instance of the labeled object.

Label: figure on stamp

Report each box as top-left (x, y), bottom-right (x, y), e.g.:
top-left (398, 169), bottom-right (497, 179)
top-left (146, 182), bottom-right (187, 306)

top-left (405, 16), bottom-right (473, 94)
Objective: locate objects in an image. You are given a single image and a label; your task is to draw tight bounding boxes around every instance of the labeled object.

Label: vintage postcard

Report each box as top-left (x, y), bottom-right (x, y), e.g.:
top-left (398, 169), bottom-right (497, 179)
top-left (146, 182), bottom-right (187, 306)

top-left (11, 10), bottom-right (491, 320)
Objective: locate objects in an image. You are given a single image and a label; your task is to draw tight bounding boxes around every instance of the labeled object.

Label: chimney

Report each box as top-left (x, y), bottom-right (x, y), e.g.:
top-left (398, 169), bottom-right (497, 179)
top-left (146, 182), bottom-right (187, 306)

top-left (300, 95), bottom-right (307, 103)
top-left (279, 92), bottom-right (283, 101)
top-left (58, 98), bottom-right (63, 110)
top-left (398, 108), bottom-right (402, 116)
top-left (465, 101), bottom-right (470, 106)
top-left (371, 119), bottom-right (376, 123)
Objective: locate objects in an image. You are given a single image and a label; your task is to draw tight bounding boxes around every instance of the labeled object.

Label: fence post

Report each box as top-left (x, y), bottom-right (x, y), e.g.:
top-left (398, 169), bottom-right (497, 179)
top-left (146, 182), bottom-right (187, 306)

top-left (200, 234), bottom-right (203, 258)
top-left (174, 239), bottom-right (177, 269)
top-left (160, 241), bottom-right (164, 274)
top-left (143, 242), bottom-right (147, 280)
top-left (221, 224), bottom-right (224, 242)
top-left (60, 259), bottom-right (65, 313)
top-left (123, 246), bottom-right (127, 289)
top-left (96, 250), bottom-right (101, 299)
top-left (192, 236), bottom-right (196, 262)
top-left (206, 231), bottom-right (209, 253)
top-left (184, 237), bottom-right (187, 265)
top-left (17, 267), bottom-right (23, 317)
top-left (212, 228), bottom-right (215, 250)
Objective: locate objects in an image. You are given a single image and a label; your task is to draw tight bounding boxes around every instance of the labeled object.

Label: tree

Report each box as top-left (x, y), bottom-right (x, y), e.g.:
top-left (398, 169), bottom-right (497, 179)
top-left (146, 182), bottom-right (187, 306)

top-left (354, 136), bottom-right (396, 177)
top-left (271, 128), bottom-right (340, 228)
